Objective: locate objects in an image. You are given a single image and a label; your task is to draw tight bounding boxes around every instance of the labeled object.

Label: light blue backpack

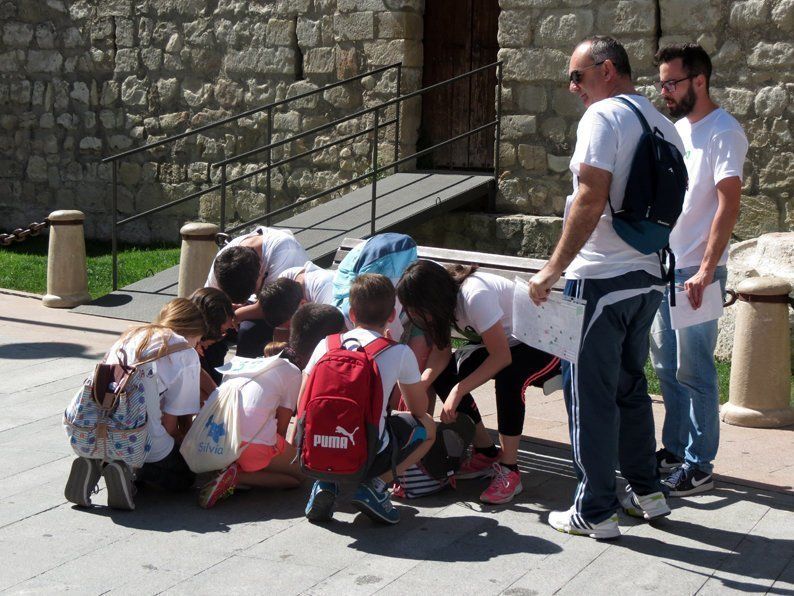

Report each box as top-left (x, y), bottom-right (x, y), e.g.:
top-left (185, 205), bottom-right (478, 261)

top-left (332, 233), bottom-right (418, 320)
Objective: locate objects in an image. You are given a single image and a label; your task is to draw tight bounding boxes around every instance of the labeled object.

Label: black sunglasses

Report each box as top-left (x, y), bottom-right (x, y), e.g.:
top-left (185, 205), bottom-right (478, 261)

top-left (655, 75), bottom-right (695, 93)
top-left (569, 60), bottom-right (605, 85)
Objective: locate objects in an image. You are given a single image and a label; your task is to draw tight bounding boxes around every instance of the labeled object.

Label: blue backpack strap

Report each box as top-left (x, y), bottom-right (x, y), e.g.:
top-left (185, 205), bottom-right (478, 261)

top-left (616, 96), bottom-right (651, 134)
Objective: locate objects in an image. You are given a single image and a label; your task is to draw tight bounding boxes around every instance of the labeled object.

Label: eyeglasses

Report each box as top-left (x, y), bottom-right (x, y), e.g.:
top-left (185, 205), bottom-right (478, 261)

top-left (569, 61), bottom-right (605, 85)
top-left (655, 75), bottom-right (694, 93)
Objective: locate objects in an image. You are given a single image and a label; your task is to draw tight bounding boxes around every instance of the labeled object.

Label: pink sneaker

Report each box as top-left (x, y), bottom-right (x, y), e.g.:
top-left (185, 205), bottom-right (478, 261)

top-left (456, 449), bottom-right (501, 480)
top-left (198, 464), bottom-right (238, 509)
top-left (480, 463), bottom-right (523, 504)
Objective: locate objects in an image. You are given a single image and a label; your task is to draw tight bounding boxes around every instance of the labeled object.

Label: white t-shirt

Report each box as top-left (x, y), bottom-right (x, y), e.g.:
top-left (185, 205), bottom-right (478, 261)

top-left (455, 271), bottom-right (519, 346)
top-left (105, 330), bottom-right (200, 463)
top-left (669, 108), bottom-right (748, 269)
top-left (564, 94), bottom-right (685, 280)
top-left (205, 226), bottom-right (309, 290)
top-left (304, 328), bottom-right (421, 450)
top-left (235, 357), bottom-right (301, 446)
top-left (279, 261), bottom-right (335, 305)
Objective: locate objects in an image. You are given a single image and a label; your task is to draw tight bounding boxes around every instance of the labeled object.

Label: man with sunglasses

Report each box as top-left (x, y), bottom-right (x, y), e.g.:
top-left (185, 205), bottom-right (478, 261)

top-left (651, 44), bottom-right (748, 497)
top-left (529, 36), bottom-right (684, 539)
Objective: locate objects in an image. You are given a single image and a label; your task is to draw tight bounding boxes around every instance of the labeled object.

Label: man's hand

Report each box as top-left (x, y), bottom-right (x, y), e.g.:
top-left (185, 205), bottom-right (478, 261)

top-left (529, 265), bottom-right (562, 306)
top-left (684, 268), bottom-right (714, 309)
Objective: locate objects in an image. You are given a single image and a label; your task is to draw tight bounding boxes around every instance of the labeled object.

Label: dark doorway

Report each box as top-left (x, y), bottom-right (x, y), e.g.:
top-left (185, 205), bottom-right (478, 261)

top-left (419, 0), bottom-right (500, 171)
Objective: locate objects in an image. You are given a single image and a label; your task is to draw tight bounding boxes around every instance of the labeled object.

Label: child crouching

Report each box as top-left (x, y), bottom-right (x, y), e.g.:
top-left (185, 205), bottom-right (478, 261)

top-left (301, 274), bottom-right (436, 525)
top-left (198, 304), bottom-right (346, 508)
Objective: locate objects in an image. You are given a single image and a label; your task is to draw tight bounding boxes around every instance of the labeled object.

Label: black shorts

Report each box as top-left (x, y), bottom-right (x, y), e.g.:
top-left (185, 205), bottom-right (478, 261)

top-left (137, 443), bottom-right (195, 492)
top-left (367, 413), bottom-right (427, 479)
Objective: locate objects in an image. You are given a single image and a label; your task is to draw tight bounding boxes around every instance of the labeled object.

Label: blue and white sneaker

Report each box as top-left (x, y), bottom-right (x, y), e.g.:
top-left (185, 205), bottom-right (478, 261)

top-left (656, 448), bottom-right (683, 474)
top-left (548, 507), bottom-right (620, 540)
top-left (351, 482), bottom-right (400, 525)
top-left (663, 466), bottom-right (714, 497)
top-left (305, 480), bottom-right (338, 522)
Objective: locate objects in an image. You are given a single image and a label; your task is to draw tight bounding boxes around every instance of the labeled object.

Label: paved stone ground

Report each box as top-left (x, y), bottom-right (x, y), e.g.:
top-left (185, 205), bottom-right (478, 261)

top-left (1, 290), bottom-right (793, 595)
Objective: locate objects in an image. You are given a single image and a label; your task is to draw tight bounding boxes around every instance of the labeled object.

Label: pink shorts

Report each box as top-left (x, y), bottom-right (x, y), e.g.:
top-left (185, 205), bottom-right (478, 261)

top-left (237, 434), bottom-right (287, 473)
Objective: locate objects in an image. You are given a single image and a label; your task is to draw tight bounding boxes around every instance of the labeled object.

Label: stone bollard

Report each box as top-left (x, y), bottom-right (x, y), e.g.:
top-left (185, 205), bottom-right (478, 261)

top-left (721, 276), bottom-right (794, 428)
top-left (42, 210), bottom-right (91, 308)
top-left (177, 222), bottom-right (219, 298)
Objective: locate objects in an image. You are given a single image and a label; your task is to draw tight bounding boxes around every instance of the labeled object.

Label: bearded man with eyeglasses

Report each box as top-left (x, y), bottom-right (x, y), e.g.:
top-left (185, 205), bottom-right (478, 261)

top-left (529, 35), bottom-right (685, 539)
top-left (650, 44), bottom-right (748, 498)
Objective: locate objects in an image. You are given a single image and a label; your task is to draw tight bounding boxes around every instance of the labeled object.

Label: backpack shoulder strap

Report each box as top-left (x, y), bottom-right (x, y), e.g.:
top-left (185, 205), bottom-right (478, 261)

top-left (363, 336), bottom-right (396, 359)
top-left (326, 333), bottom-right (343, 351)
top-left (616, 96), bottom-right (651, 134)
top-left (134, 342), bottom-right (193, 366)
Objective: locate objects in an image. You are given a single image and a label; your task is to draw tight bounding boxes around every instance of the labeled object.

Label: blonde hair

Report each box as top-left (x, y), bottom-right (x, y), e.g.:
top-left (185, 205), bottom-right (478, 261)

top-left (263, 341), bottom-right (288, 357)
top-left (119, 298), bottom-right (207, 362)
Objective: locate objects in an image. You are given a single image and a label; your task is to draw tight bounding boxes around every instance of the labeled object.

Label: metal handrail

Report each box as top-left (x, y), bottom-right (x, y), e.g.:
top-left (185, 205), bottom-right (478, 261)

top-left (214, 60), bottom-right (501, 169)
top-left (223, 118), bottom-right (398, 189)
top-left (223, 62), bottom-right (503, 236)
top-left (107, 60), bottom-right (503, 290)
top-left (107, 63), bottom-right (402, 289)
top-left (102, 62), bottom-right (401, 164)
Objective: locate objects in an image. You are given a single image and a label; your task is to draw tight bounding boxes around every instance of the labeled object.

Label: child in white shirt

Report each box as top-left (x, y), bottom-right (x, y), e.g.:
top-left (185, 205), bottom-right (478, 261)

top-left (197, 304), bottom-right (346, 508)
top-left (301, 274), bottom-right (436, 525)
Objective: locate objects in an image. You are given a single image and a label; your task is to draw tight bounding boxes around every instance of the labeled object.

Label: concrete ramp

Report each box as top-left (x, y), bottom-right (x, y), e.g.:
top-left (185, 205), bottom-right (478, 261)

top-left (72, 172), bottom-right (493, 323)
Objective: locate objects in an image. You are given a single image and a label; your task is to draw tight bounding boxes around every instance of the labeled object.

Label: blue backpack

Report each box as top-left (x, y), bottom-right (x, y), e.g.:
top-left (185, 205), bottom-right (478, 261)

top-left (333, 233), bottom-right (418, 321)
top-left (609, 97), bottom-right (688, 302)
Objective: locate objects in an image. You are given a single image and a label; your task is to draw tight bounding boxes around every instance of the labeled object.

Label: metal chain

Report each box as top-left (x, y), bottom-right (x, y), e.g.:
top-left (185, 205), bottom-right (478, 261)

top-left (0, 219), bottom-right (50, 247)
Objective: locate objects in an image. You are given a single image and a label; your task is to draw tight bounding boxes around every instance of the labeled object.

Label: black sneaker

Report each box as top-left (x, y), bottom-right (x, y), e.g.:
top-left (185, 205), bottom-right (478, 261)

top-left (656, 448), bottom-right (683, 475)
top-left (102, 461), bottom-right (136, 510)
top-left (663, 466), bottom-right (714, 497)
top-left (64, 457), bottom-right (102, 507)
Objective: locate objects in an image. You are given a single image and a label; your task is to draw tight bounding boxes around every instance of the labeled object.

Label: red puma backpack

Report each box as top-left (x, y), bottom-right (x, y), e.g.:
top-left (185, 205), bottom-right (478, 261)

top-left (296, 334), bottom-right (395, 483)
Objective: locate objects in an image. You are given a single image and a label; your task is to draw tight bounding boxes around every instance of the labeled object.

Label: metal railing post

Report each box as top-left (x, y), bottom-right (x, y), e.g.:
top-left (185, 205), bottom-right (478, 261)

top-left (266, 106), bottom-right (272, 226)
top-left (371, 109), bottom-right (379, 236)
top-left (394, 64), bottom-right (401, 174)
top-left (111, 160), bottom-right (118, 290)
top-left (220, 164), bottom-right (227, 232)
top-left (492, 62), bottom-right (503, 212)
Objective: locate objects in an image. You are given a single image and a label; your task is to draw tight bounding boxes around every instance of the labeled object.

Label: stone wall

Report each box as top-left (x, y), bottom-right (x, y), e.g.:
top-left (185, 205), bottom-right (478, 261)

top-left (495, 0), bottom-right (793, 248)
top-left (1, 0), bottom-right (791, 252)
top-left (0, 0), bottom-right (423, 242)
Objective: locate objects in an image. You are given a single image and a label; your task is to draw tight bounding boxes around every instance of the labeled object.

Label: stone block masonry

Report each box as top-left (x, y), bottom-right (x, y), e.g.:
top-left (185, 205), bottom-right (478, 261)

top-left (0, 0), bottom-right (422, 243)
top-left (0, 0), bottom-right (790, 250)
top-left (495, 0), bottom-right (793, 245)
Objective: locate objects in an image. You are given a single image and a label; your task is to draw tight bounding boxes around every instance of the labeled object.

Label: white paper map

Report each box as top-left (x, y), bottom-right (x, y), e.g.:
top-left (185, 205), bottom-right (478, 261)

top-left (512, 277), bottom-right (586, 364)
top-left (669, 280), bottom-right (724, 330)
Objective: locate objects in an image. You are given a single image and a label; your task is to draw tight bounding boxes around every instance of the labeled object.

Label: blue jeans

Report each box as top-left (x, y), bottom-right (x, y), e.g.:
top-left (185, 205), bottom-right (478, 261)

top-left (650, 265), bottom-right (727, 475)
top-left (563, 271), bottom-right (665, 523)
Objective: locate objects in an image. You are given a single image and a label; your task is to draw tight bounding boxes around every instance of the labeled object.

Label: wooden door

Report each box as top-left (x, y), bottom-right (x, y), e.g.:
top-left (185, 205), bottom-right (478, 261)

top-left (419, 0), bottom-right (499, 171)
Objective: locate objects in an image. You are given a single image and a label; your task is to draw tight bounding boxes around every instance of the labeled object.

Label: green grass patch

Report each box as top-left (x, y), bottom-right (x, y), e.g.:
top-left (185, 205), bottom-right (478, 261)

top-left (644, 358), bottom-right (732, 404)
top-left (0, 235), bottom-right (180, 299)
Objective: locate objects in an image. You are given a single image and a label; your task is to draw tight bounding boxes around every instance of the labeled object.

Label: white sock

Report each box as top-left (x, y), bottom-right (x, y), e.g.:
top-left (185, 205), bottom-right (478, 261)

top-left (371, 476), bottom-right (387, 493)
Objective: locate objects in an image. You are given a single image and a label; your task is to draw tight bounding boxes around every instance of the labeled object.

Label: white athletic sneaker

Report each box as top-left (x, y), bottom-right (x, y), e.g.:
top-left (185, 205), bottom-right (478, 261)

top-left (548, 507), bottom-right (620, 540)
top-left (619, 485), bottom-right (671, 521)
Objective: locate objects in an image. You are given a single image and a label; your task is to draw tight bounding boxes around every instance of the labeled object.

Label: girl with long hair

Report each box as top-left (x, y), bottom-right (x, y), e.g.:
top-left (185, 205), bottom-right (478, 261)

top-left (197, 303), bottom-right (346, 508)
top-left (64, 298), bottom-right (207, 510)
top-left (396, 260), bottom-right (560, 504)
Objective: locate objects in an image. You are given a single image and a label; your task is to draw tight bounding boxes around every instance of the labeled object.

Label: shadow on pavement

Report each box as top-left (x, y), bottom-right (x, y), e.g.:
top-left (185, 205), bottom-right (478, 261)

top-left (323, 511), bottom-right (563, 561)
top-left (0, 341), bottom-right (88, 359)
top-left (612, 513), bottom-right (794, 593)
top-left (74, 484), bottom-right (308, 533)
